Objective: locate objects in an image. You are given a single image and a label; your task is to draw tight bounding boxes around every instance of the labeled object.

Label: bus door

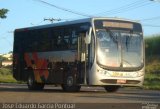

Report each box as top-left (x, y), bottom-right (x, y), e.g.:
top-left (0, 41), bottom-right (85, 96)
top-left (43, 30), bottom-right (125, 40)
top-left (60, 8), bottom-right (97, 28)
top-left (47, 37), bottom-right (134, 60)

top-left (78, 32), bottom-right (88, 84)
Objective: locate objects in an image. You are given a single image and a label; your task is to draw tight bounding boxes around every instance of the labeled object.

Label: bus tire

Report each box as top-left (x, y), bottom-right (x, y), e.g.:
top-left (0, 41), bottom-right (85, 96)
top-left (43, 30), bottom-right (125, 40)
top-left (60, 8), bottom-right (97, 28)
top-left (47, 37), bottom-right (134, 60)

top-left (104, 85), bottom-right (120, 92)
top-left (27, 73), bottom-right (44, 90)
top-left (62, 75), bottom-right (81, 92)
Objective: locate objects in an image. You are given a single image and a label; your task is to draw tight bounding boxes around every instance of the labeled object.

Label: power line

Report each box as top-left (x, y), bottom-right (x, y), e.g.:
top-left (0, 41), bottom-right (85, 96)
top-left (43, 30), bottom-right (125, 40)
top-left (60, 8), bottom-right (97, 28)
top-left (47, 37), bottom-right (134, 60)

top-left (97, 0), bottom-right (145, 15)
top-left (0, 31), bottom-right (13, 46)
top-left (96, 0), bottom-right (152, 16)
top-left (33, 0), bottom-right (94, 18)
top-left (0, 32), bottom-right (7, 38)
top-left (31, 20), bottom-right (45, 26)
top-left (138, 16), bottom-right (160, 27)
top-left (142, 24), bottom-right (160, 27)
top-left (0, 35), bottom-right (12, 46)
top-left (140, 16), bottom-right (160, 21)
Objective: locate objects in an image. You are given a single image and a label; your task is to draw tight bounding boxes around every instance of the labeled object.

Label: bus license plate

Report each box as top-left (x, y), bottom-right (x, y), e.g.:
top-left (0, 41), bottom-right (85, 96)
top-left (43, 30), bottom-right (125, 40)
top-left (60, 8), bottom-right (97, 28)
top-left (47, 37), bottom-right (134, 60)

top-left (117, 79), bottom-right (126, 84)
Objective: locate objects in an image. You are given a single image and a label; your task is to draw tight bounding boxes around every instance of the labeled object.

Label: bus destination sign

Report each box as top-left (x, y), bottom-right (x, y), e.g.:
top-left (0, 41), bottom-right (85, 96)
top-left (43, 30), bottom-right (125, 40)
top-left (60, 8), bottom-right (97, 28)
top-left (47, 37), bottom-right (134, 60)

top-left (103, 21), bottom-right (133, 29)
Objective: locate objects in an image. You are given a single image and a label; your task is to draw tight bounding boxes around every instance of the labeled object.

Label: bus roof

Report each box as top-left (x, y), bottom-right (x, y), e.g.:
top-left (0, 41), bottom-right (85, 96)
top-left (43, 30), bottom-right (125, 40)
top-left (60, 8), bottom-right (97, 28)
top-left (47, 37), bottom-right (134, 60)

top-left (15, 17), bottom-right (140, 32)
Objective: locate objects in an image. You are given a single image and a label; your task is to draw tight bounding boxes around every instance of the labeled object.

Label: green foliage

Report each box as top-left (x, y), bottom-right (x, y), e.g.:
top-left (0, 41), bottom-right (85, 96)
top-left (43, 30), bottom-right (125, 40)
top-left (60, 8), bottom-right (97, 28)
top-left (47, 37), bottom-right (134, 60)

top-left (0, 55), bottom-right (8, 61)
top-left (0, 8), bottom-right (9, 19)
top-left (8, 51), bottom-right (13, 54)
top-left (0, 68), bottom-right (12, 75)
top-left (0, 67), bottom-right (17, 83)
top-left (0, 74), bottom-right (17, 83)
top-left (143, 73), bottom-right (160, 90)
top-left (145, 34), bottom-right (160, 74)
top-left (145, 60), bottom-right (160, 74)
top-left (145, 34), bottom-right (160, 58)
top-left (143, 35), bottom-right (160, 90)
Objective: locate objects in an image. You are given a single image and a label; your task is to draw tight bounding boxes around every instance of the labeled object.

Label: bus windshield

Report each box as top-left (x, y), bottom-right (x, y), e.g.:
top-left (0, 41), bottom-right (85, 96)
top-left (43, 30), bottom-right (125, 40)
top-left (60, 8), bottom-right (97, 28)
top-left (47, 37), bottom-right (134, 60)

top-left (96, 29), bottom-right (143, 69)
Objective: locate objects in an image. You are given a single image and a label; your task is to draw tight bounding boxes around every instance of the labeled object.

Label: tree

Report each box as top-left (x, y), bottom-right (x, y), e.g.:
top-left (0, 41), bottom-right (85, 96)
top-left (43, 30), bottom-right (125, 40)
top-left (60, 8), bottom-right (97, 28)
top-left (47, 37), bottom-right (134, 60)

top-left (0, 8), bottom-right (9, 19)
top-left (0, 55), bottom-right (8, 61)
top-left (8, 51), bottom-right (13, 54)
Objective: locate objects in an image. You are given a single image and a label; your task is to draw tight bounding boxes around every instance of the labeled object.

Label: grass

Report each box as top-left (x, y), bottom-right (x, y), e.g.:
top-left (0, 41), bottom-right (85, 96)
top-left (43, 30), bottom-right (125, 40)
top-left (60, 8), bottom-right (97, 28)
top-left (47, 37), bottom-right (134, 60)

top-left (0, 67), bottom-right (12, 75)
top-left (0, 74), bottom-right (17, 83)
top-left (143, 59), bottom-right (160, 90)
top-left (143, 73), bottom-right (160, 90)
top-left (0, 67), bottom-right (18, 83)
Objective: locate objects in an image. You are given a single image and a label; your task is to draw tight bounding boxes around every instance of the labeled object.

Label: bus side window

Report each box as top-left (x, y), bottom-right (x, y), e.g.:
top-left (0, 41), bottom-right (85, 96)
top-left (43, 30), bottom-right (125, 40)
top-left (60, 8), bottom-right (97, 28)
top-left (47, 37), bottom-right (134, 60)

top-left (25, 32), bottom-right (33, 52)
top-left (70, 30), bottom-right (78, 50)
top-left (71, 37), bottom-right (78, 49)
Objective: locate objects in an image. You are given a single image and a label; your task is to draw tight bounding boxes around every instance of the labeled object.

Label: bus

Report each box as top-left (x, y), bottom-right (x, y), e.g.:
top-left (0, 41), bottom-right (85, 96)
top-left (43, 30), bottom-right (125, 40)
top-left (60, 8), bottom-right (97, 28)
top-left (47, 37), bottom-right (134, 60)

top-left (13, 17), bottom-right (145, 92)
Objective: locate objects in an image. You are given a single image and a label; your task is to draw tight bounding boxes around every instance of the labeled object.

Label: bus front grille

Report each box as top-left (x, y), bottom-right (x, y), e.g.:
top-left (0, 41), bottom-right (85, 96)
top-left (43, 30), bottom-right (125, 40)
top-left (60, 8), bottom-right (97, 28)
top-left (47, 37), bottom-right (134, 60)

top-left (100, 79), bottom-right (141, 85)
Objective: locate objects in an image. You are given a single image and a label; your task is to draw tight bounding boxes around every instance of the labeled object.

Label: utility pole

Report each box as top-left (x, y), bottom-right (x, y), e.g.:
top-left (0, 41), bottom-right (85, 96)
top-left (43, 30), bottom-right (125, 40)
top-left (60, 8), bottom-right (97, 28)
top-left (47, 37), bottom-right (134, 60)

top-left (44, 18), bottom-right (61, 23)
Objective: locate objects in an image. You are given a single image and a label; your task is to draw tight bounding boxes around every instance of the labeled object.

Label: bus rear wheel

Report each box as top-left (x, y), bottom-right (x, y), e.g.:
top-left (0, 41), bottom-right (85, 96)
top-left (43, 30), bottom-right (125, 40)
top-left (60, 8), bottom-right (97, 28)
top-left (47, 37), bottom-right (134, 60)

top-left (62, 75), bottom-right (81, 92)
top-left (104, 85), bottom-right (120, 92)
top-left (27, 73), bottom-right (44, 90)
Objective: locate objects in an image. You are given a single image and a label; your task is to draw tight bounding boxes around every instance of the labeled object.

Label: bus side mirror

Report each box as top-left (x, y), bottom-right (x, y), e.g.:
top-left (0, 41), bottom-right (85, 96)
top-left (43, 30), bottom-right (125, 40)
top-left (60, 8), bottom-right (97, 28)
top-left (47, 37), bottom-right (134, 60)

top-left (85, 27), bottom-right (92, 44)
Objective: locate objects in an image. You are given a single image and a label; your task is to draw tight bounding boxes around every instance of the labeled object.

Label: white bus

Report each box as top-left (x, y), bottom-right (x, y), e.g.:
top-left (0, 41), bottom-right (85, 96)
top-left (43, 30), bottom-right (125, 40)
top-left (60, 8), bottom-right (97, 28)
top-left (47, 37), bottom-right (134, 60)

top-left (13, 17), bottom-right (145, 92)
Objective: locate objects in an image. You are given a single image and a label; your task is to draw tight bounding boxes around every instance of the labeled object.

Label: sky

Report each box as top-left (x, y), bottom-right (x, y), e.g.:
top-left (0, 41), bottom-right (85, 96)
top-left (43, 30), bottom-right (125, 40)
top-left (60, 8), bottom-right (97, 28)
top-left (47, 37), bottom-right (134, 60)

top-left (0, 0), bottom-right (160, 54)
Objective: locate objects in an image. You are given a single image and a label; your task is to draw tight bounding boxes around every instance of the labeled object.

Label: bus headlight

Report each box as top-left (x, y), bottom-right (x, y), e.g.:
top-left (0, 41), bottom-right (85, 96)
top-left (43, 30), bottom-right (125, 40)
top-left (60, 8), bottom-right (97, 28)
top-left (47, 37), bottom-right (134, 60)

top-left (130, 72), bottom-right (138, 77)
top-left (98, 70), bottom-right (110, 76)
top-left (127, 71), bottom-right (144, 78)
top-left (137, 71), bottom-right (144, 77)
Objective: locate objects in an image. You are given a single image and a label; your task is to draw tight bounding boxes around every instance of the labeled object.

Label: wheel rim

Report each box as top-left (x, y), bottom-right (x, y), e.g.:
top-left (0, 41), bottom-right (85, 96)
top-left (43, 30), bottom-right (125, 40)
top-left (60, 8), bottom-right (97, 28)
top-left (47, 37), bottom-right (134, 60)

top-left (28, 76), bottom-right (33, 86)
top-left (67, 76), bottom-right (73, 86)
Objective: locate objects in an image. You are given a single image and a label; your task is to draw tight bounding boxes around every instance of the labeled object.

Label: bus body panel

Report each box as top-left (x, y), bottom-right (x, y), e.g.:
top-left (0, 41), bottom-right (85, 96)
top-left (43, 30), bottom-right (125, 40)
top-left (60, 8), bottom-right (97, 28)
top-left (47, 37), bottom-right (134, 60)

top-left (23, 51), bottom-right (77, 83)
top-left (13, 17), bottom-right (145, 89)
top-left (13, 20), bottom-right (91, 85)
top-left (88, 18), bottom-right (145, 87)
top-left (89, 60), bottom-right (144, 86)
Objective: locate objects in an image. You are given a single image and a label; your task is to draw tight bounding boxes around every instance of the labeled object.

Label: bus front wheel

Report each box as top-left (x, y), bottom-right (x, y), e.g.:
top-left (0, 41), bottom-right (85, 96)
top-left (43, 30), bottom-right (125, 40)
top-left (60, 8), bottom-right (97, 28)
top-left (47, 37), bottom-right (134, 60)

top-left (104, 85), bottom-right (120, 92)
top-left (27, 73), bottom-right (44, 90)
